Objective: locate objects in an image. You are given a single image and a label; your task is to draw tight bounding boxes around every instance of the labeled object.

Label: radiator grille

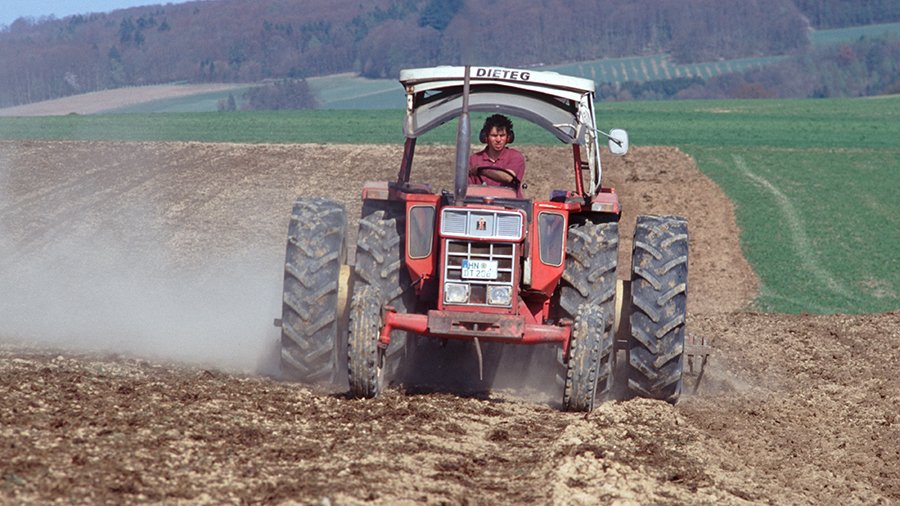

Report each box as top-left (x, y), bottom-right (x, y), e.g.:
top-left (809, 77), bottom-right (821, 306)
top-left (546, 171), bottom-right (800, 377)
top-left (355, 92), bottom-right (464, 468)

top-left (444, 240), bottom-right (516, 306)
top-left (441, 208), bottom-right (523, 240)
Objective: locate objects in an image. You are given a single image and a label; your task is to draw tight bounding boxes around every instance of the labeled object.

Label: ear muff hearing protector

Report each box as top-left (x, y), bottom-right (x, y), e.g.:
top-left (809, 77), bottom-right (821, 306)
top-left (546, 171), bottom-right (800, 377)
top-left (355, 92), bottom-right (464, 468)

top-left (479, 121), bottom-right (515, 144)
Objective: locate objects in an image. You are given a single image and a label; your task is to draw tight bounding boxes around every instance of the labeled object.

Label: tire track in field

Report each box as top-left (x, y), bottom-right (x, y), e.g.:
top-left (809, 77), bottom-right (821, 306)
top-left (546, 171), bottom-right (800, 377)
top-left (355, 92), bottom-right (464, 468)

top-left (732, 155), bottom-right (856, 302)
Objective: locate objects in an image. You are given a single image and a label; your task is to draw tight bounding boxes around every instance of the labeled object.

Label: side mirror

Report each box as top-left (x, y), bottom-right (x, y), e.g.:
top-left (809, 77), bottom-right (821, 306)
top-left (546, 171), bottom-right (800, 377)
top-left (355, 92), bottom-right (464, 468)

top-left (608, 128), bottom-right (629, 156)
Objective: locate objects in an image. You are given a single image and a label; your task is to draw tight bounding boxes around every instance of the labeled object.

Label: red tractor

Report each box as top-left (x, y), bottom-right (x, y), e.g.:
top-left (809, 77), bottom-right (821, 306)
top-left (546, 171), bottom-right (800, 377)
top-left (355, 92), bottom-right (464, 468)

top-left (277, 66), bottom-right (694, 411)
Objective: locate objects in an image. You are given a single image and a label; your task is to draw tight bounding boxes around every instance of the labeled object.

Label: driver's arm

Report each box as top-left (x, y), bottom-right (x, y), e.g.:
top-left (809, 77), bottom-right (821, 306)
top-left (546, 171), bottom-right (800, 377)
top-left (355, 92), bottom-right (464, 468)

top-left (476, 167), bottom-right (516, 183)
top-left (492, 150), bottom-right (525, 184)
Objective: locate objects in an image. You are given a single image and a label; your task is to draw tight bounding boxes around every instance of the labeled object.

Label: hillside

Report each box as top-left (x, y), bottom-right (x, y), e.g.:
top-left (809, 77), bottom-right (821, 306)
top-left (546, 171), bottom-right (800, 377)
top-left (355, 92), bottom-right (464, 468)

top-left (0, 0), bottom-right (825, 107)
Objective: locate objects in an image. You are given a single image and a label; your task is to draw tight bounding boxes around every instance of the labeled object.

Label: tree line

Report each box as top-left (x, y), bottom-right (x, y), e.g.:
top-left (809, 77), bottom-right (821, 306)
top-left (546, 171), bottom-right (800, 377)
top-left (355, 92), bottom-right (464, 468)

top-left (1, 0), bottom-right (897, 108)
top-left (793, 0), bottom-right (900, 29)
top-left (600, 37), bottom-right (900, 100)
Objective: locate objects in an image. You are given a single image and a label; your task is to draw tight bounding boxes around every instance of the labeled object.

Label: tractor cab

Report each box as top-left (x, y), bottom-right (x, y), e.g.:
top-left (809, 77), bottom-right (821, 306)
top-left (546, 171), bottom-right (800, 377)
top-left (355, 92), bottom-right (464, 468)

top-left (395, 65), bottom-right (627, 206)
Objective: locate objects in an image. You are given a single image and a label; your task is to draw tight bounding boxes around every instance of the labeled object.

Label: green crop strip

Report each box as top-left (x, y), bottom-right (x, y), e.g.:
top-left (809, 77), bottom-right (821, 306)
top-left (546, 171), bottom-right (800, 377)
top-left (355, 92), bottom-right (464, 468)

top-left (0, 110), bottom-right (406, 144)
top-left (597, 98), bottom-right (899, 314)
top-left (689, 146), bottom-right (898, 314)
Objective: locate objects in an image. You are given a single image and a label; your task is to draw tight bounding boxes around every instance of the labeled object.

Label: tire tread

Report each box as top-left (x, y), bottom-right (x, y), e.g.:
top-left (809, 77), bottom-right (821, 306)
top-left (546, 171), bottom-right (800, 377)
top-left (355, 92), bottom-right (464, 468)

top-left (280, 198), bottom-right (347, 384)
top-left (626, 214), bottom-right (689, 403)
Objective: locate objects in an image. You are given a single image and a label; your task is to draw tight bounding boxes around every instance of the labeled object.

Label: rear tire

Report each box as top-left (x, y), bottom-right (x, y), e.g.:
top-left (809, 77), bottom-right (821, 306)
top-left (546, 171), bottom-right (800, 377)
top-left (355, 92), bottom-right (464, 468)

top-left (626, 215), bottom-right (689, 403)
top-left (557, 218), bottom-right (618, 408)
top-left (280, 198), bottom-right (347, 384)
top-left (347, 285), bottom-right (385, 398)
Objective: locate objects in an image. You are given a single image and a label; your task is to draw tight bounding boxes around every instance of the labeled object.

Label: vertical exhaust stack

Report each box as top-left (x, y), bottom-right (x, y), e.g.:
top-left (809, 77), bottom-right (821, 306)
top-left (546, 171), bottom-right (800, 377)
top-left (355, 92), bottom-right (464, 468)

top-left (453, 66), bottom-right (472, 205)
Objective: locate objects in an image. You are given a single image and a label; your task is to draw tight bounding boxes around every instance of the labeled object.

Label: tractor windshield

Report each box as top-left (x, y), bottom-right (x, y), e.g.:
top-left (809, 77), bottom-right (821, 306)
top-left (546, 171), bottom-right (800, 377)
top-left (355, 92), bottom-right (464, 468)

top-left (399, 66), bottom-right (605, 194)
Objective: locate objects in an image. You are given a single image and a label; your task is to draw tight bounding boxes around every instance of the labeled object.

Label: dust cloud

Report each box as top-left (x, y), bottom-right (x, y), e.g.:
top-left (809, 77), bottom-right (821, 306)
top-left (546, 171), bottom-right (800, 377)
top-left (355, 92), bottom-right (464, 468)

top-left (0, 142), bottom-right (285, 375)
top-left (0, 233), bottom-right (283, 375)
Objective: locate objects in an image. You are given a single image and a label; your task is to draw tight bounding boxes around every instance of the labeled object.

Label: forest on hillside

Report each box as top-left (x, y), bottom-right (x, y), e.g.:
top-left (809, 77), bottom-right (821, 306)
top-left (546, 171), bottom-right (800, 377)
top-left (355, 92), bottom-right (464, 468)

top-left (599, 36), bottom-right (900, 100)
top-left (1, 0), bottom-right (898, 108)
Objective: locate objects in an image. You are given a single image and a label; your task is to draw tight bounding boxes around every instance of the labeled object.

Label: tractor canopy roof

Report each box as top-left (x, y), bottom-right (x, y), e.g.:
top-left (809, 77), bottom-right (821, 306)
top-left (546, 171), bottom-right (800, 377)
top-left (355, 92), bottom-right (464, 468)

top-left (399, 66), bottom-right (599, 144)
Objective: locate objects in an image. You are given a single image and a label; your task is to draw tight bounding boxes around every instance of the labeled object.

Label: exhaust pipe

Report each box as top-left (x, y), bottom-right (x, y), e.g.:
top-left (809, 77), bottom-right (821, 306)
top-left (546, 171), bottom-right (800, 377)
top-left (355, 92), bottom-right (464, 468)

top-left (453, 65), bottom-right (472, 205)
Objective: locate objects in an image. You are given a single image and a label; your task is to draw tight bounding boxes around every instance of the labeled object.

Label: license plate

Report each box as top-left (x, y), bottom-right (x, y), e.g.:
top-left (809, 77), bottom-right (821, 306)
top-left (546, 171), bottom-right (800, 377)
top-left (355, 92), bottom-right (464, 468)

top-left (461, 259), bottom-right (498, 279)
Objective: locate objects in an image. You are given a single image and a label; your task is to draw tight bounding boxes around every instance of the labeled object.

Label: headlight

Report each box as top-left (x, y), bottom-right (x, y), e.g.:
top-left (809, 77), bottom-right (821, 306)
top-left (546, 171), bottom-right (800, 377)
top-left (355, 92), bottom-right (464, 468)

top-left (487, 285), bottom-right (513, 306)
top-left (444, 283), bottom-right (470, 304)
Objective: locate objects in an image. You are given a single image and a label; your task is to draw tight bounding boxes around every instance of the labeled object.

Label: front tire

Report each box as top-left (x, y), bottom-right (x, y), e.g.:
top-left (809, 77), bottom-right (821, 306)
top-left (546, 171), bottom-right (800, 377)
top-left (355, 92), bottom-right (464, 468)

top-left (347, 285), bottom-right (385, 398)
top-left (627, 215), bottom-right (689, 403)
top-left (562, 304), bottom-right (609, 411)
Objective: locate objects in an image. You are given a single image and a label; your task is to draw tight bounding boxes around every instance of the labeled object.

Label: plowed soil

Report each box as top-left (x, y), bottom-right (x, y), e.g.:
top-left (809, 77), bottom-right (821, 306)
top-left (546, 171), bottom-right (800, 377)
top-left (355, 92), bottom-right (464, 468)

top-left (0, 141), bottom-right (897, 505)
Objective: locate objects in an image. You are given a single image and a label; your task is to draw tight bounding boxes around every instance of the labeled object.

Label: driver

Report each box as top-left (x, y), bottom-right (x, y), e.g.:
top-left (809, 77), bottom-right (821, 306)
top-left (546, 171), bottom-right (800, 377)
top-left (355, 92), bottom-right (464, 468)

top-left (468, 114), bottom-right (525, 197)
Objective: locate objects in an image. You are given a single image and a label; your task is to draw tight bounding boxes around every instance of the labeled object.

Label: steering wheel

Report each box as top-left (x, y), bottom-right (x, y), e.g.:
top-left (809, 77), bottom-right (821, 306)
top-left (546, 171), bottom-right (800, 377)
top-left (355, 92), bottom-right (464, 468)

top-left (475, 166), bottom-right (521, 190)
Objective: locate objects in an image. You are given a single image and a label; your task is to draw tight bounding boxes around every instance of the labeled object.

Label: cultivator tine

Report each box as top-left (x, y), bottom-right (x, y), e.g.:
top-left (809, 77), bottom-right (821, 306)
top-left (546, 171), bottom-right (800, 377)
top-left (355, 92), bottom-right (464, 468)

top-left (684, 333), bottom-right (712, 394)
top-left (473, 337), bottom-right (484, 382)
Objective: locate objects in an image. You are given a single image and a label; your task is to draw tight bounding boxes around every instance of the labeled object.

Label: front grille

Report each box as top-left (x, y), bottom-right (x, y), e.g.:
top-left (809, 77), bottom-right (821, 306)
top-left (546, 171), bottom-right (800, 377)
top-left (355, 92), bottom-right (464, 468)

top-left (497, 215), bottom-right (521, 237)
top-left (441, 208), bottom-right (524, 240)
top-left (443, 212), bottom-right (467, 234)
top-left (444, 240), bottom-right (516, 306)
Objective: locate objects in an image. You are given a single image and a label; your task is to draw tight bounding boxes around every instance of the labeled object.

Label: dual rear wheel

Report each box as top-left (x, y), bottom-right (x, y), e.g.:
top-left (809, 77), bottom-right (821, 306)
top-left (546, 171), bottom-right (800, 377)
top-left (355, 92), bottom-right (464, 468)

top-left (279, 198), bottom-right (347, 384)
top-left (559, 214), bottom-right (690, 411)
top-left (278, 198), bottom-right (410, 397)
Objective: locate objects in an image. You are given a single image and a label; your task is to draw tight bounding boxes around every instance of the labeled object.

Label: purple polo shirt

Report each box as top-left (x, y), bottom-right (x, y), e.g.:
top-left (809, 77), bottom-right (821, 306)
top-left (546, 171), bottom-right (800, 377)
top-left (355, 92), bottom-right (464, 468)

top-left (468, 147), bottom-right (526, 197)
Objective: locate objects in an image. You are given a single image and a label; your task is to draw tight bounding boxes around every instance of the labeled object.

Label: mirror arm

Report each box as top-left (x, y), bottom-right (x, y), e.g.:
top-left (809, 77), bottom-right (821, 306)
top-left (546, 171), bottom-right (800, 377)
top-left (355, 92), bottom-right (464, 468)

top-left (595, 127), bottom-right (624, 147)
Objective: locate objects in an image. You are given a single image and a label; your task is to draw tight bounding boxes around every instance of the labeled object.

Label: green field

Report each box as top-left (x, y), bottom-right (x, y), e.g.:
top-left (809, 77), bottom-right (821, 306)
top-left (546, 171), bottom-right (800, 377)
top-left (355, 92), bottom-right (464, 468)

top-left (600, 98), bottom-right (900, 314)
top-left (1, 97), bottom-right (897, 314)
top-left (306, 74), bottom-right (404, 110)
top-left (105, 87), bottom-right (257, 114)
top-left (0, 110), bottom-right (407, 144)
top-left (809, 22), bottom-right (900, 46)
